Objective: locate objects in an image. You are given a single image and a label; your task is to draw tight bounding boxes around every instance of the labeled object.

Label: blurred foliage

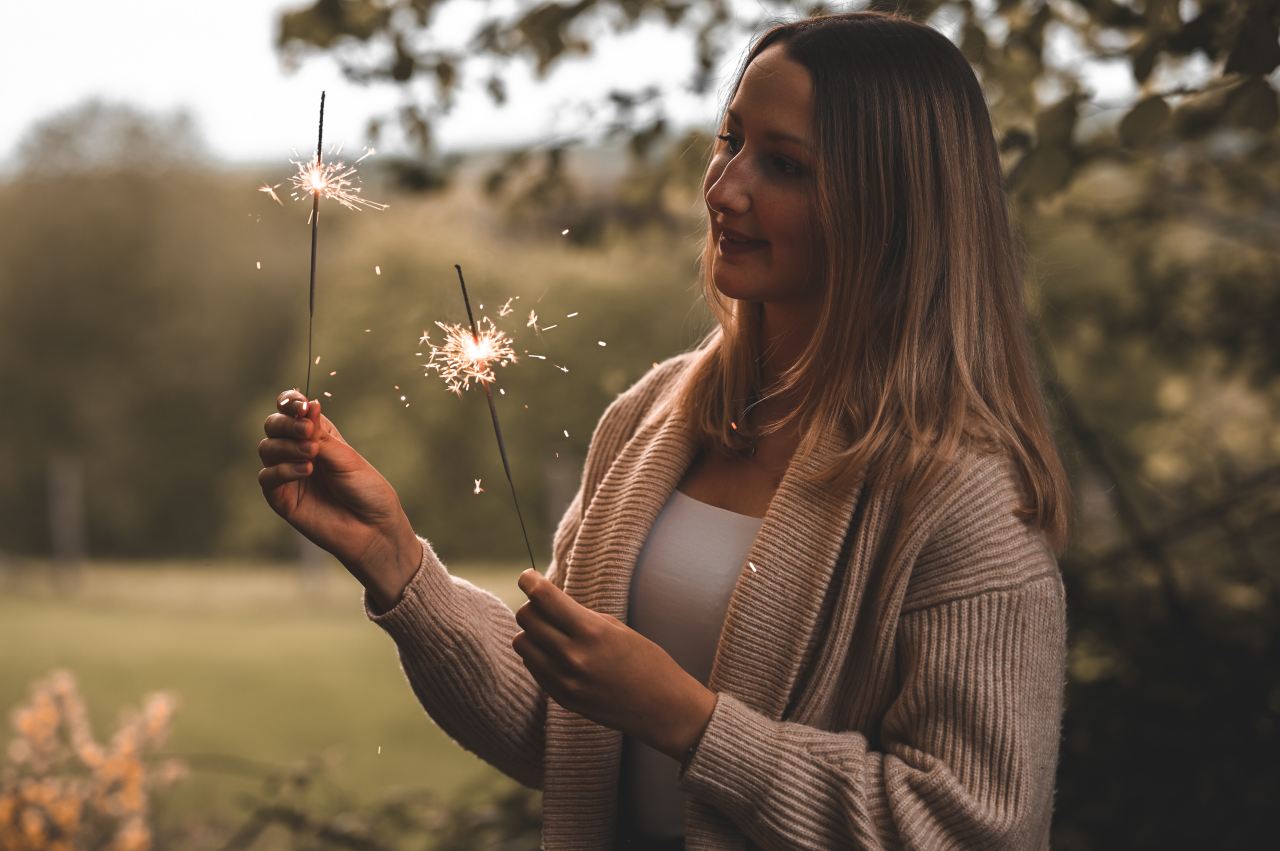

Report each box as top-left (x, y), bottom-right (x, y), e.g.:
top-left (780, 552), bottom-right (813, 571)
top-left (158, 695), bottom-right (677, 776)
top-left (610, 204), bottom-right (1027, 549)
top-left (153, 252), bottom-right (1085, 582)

top-left (0, 670), bottom-right (184, 851)
top-left (0, 100), bottom-right (710, 563)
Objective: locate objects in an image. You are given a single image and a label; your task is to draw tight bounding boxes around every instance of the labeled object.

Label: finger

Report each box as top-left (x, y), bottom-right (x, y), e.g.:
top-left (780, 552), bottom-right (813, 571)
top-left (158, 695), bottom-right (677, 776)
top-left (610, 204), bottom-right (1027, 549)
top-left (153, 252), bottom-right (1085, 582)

top-left (258, 437), bottom-right (319, 466)
top-left (520, 571), bottom-right (591, 639)
top-left (277, 389), bottom-right (308, 418)
top-left (258, 461), bottom-right (312, 494)
top-left (512, 629), bottom-right (572, 696)
top-left (515, 600), bottom-right (573, 654)
top-left (265, 413), bottom-right (315, 440)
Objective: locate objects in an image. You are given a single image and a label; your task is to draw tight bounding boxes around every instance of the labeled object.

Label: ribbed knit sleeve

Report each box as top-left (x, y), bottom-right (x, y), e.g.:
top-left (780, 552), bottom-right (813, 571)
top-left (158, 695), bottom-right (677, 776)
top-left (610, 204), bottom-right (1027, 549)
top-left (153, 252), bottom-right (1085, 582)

top-left (677, 575), bottom-right (1066, 849)
top-left (361, 352), bottom-right (697, 792)
top-left (360, 480), bottom-right (585, 791)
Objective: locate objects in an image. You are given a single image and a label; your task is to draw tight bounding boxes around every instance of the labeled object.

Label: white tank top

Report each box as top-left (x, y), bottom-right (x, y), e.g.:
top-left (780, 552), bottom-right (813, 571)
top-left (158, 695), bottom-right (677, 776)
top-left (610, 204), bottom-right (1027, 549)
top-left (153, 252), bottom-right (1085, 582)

top-left (620, 488), bottom-right (764, 839)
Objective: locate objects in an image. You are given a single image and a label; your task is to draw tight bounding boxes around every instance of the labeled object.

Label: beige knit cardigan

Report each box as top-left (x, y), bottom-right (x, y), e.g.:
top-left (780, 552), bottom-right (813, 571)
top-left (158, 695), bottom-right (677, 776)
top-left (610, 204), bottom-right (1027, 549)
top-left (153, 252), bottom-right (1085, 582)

top-left (366, 350), bottom-right (1069, 850)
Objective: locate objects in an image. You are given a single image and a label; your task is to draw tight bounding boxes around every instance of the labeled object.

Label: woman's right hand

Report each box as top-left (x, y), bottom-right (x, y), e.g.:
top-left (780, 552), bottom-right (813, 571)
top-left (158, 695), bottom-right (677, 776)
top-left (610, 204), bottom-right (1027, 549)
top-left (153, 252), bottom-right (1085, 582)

top-left (258, 389), bottom-right (422, 610)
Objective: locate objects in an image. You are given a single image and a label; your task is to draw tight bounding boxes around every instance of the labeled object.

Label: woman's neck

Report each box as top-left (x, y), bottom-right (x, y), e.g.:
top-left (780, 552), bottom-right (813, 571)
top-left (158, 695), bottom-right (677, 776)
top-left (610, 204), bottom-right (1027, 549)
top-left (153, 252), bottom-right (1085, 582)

top-left (754, 298), bottom-right (820, 425)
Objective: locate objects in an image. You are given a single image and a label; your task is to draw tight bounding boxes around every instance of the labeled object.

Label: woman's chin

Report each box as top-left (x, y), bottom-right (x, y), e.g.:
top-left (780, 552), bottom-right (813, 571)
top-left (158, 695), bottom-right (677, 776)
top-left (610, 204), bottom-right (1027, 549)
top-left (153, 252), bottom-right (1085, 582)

top-left (711, 274), bottom-right (761, 302)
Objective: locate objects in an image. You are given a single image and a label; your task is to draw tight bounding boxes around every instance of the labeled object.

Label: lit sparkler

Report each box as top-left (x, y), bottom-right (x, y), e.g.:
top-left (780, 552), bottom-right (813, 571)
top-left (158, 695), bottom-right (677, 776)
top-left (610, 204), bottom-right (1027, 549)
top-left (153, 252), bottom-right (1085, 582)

top-left (421, 265), bottom-right (537, 572)
top-left (421, 317), bottom-right (516, 396)
top-left (282, 92), bottom-right (387, 507)
top-left (288, 154), bottom-right (388, 212)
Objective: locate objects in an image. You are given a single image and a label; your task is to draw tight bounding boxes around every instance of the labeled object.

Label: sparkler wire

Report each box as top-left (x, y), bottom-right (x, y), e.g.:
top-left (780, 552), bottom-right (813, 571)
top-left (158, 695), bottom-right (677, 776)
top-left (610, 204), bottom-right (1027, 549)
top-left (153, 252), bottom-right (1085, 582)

top-left (299, 91), bottom-right (325, 511)
top-left (305, 91), bottom-right (325, 400)
top-left (454, 264), bottom-right (538, 573)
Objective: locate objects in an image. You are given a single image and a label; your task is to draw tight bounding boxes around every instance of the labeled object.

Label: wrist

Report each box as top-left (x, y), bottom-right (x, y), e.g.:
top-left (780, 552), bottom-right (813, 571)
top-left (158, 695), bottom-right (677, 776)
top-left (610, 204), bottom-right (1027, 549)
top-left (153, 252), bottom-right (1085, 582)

top-left (666, 684), bottom-right (718, 765)
top-left (358, 516), bottom-right (422, 613)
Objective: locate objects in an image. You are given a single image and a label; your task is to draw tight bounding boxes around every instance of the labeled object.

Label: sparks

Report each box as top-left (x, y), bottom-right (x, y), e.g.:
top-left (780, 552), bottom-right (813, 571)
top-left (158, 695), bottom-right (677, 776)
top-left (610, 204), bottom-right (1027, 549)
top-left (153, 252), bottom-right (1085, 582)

top-left (566, 312), bottom-right (579, 318)
top-left (597, 340), bottom-right (607, 347)
top-left (421, 317), bottom-right (517, 395)
top-left (375, 265), bottom-right (382, 275)
top-left (498, 296), bottom-right (517, 318)
top-left (258, 183), bottom-right (283, 205)
top-left (288, 149), bottom-right (389, 212)
top-left (474, 478), bottom-right (485, 495)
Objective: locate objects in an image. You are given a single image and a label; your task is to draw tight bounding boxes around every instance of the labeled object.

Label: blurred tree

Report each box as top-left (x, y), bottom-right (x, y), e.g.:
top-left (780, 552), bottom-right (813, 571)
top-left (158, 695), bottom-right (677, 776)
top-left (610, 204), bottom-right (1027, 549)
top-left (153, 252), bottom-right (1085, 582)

top-left (0, 101), bottom-right (300, 557)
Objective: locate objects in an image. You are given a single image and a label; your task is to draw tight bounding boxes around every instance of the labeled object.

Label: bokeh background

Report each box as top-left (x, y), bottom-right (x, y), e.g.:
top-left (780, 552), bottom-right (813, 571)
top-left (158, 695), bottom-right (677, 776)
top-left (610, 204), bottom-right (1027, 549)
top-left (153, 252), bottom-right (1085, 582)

top-left (1, 1), bottom-right (1277, 848)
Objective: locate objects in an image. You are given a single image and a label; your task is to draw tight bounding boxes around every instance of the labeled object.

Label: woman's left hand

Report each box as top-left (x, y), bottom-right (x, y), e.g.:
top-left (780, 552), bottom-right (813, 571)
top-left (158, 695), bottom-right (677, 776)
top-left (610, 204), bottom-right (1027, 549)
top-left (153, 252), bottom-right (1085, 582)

top-left (513, 569), bottom-right (718, 761)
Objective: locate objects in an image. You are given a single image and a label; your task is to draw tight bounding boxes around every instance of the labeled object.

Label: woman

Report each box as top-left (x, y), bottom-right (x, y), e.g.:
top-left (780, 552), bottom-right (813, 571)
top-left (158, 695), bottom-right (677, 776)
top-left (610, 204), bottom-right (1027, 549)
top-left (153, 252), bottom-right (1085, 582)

top-left (259, 10), bottom-right (1071, 850)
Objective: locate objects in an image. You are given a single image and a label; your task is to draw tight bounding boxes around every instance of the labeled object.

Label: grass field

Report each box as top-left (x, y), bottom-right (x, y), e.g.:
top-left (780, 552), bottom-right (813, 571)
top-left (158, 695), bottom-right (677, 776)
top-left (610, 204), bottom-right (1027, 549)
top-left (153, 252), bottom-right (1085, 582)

top-left (0, 557), bottom-right (536, 842)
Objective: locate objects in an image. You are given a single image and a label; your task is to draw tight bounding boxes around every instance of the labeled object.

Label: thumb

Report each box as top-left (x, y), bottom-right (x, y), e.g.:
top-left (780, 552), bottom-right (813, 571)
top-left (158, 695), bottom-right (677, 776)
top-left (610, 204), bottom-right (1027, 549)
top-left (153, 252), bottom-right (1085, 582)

top-left (311, 416), bottom-right (364, 473)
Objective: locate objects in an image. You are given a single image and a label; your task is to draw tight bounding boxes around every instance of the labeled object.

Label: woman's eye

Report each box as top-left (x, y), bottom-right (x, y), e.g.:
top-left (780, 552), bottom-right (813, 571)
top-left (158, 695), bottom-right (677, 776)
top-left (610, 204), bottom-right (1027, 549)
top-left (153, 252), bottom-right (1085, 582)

top-left (716, 133), bottom-right (801, 176)
top-left (774, 158), bottom-right (800, 176)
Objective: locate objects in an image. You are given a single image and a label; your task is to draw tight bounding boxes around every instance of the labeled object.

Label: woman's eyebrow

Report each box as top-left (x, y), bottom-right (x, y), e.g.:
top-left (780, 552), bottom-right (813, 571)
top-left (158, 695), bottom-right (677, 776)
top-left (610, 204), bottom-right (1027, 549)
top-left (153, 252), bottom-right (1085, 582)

top-left (726, 108), bottom-right (810, 150)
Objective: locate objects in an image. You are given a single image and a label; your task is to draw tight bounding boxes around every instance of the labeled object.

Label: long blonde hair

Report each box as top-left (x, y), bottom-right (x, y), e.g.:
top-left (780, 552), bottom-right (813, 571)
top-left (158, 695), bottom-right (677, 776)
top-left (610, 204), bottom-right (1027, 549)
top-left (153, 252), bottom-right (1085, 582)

top-left (678, 10), bottom-right (1073, 554)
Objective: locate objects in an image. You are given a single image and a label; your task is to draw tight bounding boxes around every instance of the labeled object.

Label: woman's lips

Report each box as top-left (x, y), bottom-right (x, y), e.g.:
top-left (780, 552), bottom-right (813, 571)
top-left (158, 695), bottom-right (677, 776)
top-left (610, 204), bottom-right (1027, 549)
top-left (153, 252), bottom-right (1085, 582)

top-left (718, 233), bottom-right (768, 255)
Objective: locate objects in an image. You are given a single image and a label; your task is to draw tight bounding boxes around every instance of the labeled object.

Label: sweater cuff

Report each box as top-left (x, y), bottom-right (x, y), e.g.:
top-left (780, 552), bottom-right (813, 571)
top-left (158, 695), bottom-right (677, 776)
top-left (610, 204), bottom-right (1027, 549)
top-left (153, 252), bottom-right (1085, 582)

top-left (362, 536), bottom-right (462, 666)
top-left (676, 691), bottom-right (779, 813)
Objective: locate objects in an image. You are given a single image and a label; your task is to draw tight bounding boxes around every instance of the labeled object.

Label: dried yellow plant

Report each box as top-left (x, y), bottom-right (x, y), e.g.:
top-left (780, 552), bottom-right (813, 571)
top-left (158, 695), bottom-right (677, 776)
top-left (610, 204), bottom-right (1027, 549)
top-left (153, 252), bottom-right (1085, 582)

top-left (0, 670), bottom-right (185, 851)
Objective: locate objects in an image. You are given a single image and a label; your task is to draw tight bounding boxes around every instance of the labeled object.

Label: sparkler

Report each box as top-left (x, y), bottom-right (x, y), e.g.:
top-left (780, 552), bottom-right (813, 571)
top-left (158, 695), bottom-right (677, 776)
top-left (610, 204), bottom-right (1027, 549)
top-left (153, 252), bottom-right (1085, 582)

top-left (421, 265), bottom-right (537, 572)
top-left (281, 91), bottom-right (386, 507)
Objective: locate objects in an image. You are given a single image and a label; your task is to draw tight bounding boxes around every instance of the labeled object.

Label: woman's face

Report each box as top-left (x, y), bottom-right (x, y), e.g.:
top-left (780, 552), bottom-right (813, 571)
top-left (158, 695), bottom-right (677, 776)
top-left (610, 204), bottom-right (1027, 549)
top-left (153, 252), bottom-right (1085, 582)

top-left (703, 43), bottom-right (818, 305)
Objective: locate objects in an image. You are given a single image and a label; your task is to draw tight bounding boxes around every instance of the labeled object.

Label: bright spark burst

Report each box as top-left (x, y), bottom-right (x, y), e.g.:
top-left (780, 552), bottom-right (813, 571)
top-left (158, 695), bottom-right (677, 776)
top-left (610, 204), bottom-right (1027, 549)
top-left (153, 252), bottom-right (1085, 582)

top-left (421, 317), bottom-right (517, 395)
top-left (288, 147), bottom-right (389, 212)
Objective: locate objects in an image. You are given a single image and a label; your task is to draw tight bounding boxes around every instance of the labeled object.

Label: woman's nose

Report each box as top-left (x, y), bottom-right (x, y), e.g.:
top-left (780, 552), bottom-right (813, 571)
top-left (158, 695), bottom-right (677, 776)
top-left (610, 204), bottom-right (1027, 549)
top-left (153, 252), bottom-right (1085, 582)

top-left (705, 160), bottom-right (750, 216)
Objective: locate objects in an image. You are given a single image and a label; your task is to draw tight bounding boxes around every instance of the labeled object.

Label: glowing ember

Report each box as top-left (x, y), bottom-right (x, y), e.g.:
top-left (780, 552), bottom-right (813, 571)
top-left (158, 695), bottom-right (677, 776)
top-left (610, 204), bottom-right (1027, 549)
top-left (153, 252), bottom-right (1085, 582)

top-left (566, 312), bottom-right (579, 318)
top-left (375, 265), bottom-right (382, 275)
top-left (473, 478), bottom-right (485, 495)
top-left (597, 340), bottom-right (607, 347)
top-left (421, 317), bottom-right (517, 395)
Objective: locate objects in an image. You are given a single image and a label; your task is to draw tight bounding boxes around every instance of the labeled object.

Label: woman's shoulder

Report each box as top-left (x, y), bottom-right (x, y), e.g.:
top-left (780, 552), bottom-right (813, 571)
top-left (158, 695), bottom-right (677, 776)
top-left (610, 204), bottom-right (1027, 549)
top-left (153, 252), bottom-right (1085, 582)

top-left (587, 349), bottom-right (700, 447)
top-left (901, 446), bottom-right (1061, 613)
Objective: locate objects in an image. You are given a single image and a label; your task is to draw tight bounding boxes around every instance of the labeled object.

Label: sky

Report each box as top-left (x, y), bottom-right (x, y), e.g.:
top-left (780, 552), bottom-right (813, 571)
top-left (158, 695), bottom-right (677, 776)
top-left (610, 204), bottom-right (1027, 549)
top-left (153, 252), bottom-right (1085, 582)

top-left (0, 0), bottom-right (737, 170)
top-left (0, 0), bottom-right (1143, 172)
